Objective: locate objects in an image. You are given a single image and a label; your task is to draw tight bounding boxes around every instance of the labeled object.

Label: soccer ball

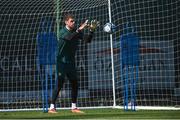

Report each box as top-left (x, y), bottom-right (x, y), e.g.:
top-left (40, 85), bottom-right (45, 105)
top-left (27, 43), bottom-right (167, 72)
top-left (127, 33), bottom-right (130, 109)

top-left (103, 22), bottom-right (116, 33)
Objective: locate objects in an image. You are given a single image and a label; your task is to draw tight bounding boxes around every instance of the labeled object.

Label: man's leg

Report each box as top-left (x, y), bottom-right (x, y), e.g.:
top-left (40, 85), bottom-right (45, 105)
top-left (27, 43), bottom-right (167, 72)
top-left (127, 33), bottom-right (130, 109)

top-left (48, 62), bottom-right (65, 113)
top-left (67, 70), bottom-right (84, 113)
top-left (67, 70), bottom-right (78, 106)
top-left (48, 78), bottom-right (64, 113)
top-left (71, 79), bottom-right (78, 104)
top-left (51, 76), bottom-right (65, 104)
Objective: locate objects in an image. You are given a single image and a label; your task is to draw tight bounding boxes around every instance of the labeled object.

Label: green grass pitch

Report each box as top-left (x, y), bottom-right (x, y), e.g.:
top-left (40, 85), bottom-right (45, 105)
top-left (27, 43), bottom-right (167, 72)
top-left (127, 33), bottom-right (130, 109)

top-left (0, 108), bottom-right (179, 119)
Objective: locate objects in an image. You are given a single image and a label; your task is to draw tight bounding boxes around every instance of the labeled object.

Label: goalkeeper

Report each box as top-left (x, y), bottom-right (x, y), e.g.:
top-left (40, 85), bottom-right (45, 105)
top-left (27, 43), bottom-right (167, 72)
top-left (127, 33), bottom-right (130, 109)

top-left (48, 13), bottom-right (99, 114)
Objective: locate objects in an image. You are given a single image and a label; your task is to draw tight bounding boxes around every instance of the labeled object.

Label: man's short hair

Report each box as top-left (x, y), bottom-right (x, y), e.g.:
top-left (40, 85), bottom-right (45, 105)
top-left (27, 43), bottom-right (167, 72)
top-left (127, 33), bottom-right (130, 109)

top-left (63, 13), bottom-right (74, 22)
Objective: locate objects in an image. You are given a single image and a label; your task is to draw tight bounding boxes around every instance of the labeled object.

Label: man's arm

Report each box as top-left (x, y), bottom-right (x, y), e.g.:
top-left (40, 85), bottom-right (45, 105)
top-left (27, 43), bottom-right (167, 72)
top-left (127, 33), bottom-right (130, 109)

top-left (83, 32), bottom-right (94, 43)
top-left (83, 20), bottom-right (99, 43)
top-left (63, 19), bottom-right (99, 42)
top-left (63, 31), bottom-right (82, 41)
top-left (63, 20), bottom-right (88, 41)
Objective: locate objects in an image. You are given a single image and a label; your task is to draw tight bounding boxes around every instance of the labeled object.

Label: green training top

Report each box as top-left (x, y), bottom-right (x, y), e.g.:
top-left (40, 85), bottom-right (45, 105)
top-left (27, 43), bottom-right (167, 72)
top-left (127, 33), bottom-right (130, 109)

top-left (57, 26), bottom-right (93, 64)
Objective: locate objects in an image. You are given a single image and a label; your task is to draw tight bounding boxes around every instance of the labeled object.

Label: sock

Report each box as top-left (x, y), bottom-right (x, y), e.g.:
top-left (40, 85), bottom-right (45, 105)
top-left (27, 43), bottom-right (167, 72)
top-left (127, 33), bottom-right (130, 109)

top-left (50, 104), bottom-right (55, 109)
top-left (71, 103), bottom-right (77, 109)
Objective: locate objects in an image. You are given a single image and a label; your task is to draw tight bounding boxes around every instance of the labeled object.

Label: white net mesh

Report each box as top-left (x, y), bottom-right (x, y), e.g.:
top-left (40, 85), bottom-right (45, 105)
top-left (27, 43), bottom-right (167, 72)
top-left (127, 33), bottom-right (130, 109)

top-left (0, 0), bottom-right (179, 111)
top-left (112, 0), bottom-right (180, 108)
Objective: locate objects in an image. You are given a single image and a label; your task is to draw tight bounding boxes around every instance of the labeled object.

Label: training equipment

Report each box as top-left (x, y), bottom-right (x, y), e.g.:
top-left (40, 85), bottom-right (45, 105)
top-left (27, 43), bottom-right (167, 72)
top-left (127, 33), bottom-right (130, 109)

top-left (0, 0), bottom-right (180, 112)
top-left (103, 22), bottom-right (116, 33)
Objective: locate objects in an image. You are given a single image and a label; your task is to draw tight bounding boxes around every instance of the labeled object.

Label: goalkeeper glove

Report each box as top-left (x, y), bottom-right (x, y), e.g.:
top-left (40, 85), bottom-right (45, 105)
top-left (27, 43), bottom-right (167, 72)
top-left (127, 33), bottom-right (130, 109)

top-left (88, 20), bottom-right (100, 32)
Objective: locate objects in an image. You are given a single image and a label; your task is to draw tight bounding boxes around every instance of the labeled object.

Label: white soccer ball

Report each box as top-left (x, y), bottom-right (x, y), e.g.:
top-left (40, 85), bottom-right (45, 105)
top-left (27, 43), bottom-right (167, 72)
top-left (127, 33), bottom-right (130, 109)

top-left (103, 22), bottom-right (116, 33)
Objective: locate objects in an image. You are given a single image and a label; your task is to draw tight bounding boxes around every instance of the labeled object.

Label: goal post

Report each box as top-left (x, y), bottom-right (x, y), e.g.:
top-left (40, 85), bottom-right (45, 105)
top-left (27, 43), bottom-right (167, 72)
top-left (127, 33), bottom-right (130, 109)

top-left (0, 0), bottom-right (180, 111)
top-left (107, 0), bottom-right (116, 108)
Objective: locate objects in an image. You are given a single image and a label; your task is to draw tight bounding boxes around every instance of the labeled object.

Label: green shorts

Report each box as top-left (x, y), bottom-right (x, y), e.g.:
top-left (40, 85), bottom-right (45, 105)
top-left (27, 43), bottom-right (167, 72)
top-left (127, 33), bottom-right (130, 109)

top-left (56, 62), bottom-right (78, 81)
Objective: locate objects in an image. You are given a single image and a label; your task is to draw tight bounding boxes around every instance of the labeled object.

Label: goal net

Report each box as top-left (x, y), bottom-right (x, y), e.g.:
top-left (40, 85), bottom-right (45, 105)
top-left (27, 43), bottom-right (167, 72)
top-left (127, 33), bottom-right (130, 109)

top-left (0, 0), bottom-right (179, 111)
